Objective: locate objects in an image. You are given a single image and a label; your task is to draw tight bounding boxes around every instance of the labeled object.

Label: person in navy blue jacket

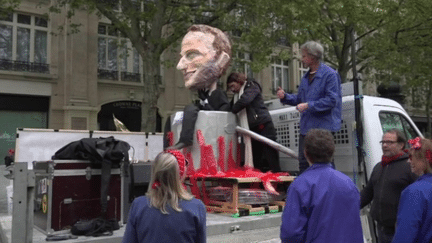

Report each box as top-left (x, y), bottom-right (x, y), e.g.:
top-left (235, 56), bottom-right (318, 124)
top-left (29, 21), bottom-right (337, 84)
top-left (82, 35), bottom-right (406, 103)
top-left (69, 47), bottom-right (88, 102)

top-left (393, 137), bottom-right (432, 243)
top-left (123, 150), bottom-right (206, 243)
top-left (227, 72), bottom-right (281, 172)
top-left (280, 129), bottom-right (363, 243)
top-left (277, 41), bottom-right (342, 175)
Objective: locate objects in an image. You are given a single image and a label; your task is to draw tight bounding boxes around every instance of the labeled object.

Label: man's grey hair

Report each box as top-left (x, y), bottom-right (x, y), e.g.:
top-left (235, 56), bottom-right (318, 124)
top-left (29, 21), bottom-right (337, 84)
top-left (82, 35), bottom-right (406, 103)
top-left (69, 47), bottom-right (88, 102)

top-left (300, 41), bottom-right (324, 62)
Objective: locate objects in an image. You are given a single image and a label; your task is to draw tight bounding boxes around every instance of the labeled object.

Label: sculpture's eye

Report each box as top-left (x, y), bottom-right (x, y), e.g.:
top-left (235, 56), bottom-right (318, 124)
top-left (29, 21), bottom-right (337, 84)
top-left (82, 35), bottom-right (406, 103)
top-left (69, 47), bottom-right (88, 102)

top-left (186, 51), bottom-right (201, 60)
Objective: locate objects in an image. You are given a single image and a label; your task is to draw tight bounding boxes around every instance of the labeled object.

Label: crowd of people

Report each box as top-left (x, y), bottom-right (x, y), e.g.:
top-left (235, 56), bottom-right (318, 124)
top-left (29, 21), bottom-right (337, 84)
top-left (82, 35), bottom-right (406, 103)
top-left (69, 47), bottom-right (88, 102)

top-left (122, 24), bottom-right (432, 243)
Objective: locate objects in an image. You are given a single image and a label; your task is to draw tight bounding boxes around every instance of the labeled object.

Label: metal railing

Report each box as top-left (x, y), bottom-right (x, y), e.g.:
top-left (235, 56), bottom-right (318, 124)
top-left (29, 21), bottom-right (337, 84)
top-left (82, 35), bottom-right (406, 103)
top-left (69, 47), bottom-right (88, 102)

top-left (0, 59), bottom-right (49, 73)
top-left (98, 68), bottom-right (141, 82)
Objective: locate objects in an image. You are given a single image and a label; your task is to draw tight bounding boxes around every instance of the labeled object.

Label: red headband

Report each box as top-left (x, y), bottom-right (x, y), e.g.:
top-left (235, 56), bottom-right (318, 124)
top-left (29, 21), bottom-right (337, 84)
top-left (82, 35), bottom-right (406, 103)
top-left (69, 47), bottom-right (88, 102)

top-left (408, 137), bottom-right (432, 166)
top-left (408, 137), bottom-right (422, 150)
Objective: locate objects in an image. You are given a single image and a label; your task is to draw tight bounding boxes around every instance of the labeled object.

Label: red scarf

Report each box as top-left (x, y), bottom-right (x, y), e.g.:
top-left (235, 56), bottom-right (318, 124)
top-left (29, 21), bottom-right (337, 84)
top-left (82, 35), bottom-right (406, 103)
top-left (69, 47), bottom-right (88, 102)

top-left (381, 152), bottom-right (404, 167)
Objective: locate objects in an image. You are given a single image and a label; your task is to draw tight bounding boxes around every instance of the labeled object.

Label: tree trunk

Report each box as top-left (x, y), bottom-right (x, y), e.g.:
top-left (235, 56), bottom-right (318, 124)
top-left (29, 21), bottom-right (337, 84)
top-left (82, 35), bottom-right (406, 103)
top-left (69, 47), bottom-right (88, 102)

top-left (338, 68), bottom-right (348, 83)
top-left (141, 54), bottom-right (162, 132)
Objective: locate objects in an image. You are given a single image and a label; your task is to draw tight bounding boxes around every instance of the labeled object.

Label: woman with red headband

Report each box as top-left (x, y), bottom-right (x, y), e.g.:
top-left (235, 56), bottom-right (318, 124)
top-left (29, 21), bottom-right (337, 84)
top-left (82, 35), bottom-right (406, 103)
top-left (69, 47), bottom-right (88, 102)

top-left (122, 150), bottom-right (206, 243)
top-left (392, 137), bottom-right (432, 243)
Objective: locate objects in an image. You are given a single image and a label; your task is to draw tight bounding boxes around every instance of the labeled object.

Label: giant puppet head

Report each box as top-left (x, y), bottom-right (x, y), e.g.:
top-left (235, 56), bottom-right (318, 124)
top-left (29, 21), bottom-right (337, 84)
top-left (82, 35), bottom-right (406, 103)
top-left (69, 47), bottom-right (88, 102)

top-left (177, 25), bottom-right (231, 91)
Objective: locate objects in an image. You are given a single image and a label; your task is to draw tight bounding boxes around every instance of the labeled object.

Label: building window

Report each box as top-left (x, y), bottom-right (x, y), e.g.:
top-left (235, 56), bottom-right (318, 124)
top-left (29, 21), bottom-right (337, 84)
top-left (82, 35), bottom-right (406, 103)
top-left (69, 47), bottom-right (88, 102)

top-left (232, 51), bottom-right (253, 78)
top-left (299, 62), bottom-right (308, 80)
top-left (97, 24), bottom-right (142, 83)
top-left (272, 58), bottom-right (289, 93)
top-left (0, 13), bottom-right (49, 73)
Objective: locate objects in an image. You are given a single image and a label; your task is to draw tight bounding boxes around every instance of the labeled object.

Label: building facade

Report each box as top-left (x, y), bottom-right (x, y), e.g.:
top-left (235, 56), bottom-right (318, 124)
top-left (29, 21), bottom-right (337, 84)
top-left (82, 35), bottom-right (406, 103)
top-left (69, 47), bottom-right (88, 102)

top-left (0, 1), bottom-right (308, 158)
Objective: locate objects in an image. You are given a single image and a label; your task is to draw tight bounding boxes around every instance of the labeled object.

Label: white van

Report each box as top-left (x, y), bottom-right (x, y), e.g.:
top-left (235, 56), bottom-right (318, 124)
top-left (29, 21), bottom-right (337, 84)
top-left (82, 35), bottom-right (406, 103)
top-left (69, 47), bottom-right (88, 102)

top-left (269, 94), bottom-right (422, 179)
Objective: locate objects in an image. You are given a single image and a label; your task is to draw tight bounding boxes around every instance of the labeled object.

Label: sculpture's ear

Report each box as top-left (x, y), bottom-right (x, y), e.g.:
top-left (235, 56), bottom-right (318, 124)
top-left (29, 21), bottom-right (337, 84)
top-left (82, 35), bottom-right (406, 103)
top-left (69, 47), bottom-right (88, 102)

top-left (215, 51), bottom-right (230, 73)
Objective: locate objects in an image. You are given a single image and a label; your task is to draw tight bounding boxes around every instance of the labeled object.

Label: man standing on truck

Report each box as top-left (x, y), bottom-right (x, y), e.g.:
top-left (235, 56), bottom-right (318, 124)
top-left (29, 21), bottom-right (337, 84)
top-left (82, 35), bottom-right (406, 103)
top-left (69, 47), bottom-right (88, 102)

top-left (277, 41), bottom-right (342, 175)
top-left (280, 129), bottom-right (363, 243)
top-left (360, 129), bottom-right (417, 243)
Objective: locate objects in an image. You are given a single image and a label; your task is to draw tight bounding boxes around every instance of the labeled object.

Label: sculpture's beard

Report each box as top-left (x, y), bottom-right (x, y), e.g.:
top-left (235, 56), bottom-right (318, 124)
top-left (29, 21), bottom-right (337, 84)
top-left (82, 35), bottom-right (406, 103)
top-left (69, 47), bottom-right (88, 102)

top-left (184, 57), bottom-right (221, 91)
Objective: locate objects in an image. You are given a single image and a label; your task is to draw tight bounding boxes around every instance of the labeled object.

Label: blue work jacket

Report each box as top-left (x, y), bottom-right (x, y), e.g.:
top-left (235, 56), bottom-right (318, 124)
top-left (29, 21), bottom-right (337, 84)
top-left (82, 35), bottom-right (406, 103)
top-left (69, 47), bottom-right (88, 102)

top-left (393, 173), bottom-right (432, 243)
top-left (280, 63), bottom-right (342, 135)
top-left (280, 163), bottom-right (363, 243)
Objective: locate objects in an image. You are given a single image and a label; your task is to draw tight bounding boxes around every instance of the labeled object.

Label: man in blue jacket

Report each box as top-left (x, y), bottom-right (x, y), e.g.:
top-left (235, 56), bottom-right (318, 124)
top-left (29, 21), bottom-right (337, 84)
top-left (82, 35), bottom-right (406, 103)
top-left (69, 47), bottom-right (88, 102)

top-left (277, 41), bottom-right (342, 175)
top-left (280, 129), bottom-right (363, 243)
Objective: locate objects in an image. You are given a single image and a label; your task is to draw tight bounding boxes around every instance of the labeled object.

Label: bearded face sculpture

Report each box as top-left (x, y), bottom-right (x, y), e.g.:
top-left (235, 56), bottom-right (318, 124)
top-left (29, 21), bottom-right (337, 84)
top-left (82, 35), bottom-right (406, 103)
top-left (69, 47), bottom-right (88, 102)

top-left (177, 25), bottom-right (231, 91)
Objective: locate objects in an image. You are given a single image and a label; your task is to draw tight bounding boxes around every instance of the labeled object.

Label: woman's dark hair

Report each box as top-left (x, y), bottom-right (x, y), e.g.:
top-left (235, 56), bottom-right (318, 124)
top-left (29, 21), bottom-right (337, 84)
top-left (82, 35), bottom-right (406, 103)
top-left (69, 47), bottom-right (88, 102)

top-left (227, 72), bottom-right (247, 85)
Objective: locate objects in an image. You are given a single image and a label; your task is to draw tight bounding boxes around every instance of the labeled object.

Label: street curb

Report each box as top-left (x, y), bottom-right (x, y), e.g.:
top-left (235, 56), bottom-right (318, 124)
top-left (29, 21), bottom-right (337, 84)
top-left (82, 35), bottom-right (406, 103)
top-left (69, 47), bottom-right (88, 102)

top-left (206, 213), bottom-right (282, 236)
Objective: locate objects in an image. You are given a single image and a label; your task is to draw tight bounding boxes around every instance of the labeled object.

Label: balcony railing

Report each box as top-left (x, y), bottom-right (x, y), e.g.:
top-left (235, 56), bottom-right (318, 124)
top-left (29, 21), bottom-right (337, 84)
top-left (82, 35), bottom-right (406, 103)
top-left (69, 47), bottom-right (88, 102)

top-left (121, 71), bottom-right (141, 82)
top-left (98, 68), bottom-right (141, 83)
top-left (98, 69), bottom-right (118, 80)
top-left (0, 59), bottom-right (49, 73)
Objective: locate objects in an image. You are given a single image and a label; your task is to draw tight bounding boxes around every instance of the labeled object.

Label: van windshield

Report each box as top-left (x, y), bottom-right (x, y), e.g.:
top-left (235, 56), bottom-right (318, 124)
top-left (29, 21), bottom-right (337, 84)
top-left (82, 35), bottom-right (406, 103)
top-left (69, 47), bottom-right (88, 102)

top-left (379, 112), bottom-right (419, 141)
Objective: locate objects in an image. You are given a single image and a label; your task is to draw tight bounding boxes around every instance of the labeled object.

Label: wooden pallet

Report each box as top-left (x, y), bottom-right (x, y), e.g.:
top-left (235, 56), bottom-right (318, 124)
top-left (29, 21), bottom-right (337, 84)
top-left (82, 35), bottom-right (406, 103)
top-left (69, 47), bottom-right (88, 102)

top-left (206, 200), bottom-right (285, 217)
top-left (200, 176), bottom-right (295, 217)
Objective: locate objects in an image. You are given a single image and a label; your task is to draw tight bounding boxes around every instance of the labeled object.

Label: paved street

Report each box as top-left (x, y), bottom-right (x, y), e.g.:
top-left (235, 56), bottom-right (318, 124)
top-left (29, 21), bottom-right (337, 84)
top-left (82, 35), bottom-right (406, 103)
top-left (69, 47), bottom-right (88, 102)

top-left (0, 215), bottom-right (283, 243)
top-left (0, 166), bottom-right (11, 214)
top-left (207, 227), bottom-right (281, 243)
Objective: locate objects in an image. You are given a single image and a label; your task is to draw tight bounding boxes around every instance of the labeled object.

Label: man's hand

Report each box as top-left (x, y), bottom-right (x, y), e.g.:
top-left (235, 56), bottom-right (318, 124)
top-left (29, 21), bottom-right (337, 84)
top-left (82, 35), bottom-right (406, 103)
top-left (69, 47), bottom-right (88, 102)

top-left (198, 89), bottom-right (209, 101)
top-left (296, 103), bottom-right (308, 113)
top-left (276, 87), bottom-right (285, 99)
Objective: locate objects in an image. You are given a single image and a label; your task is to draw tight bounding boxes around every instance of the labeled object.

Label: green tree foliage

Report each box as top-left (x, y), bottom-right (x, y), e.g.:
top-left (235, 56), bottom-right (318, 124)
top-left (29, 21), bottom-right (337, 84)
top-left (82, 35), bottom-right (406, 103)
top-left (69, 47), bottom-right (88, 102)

top-left (0, 0), bottom-right (20, 18)
top-left (222, 1), bottom-right (293, 72)
top-left (365, 0), bottom-right (432, 136)
top-left (275, 0), bottom-right (387, 83)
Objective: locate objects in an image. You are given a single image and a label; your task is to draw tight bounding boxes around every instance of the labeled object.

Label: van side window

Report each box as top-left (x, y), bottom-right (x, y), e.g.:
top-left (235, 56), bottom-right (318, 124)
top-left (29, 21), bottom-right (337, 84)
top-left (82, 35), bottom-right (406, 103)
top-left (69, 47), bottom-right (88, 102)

top-left (379, 112), bottom-right (419, 140)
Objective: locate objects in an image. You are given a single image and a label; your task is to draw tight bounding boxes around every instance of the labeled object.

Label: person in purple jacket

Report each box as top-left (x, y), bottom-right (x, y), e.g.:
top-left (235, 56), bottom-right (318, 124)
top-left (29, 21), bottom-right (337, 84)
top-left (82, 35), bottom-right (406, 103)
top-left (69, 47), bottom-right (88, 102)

top-left (280, 129), bottom-right (363, 243)
top-left (123, 150), bottom-right (206, 243)
top-left (393, 137), bottom-right (432, 243)
top-left (277, 41), bottom-right (342, 175)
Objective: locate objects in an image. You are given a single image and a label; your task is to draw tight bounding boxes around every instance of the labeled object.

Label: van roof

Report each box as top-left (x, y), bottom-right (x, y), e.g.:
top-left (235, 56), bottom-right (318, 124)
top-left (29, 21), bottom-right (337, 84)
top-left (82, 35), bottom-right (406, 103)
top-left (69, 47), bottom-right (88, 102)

top-left (266, 95), bottom-right (406, 113)
top-left (344, 95), bottom-right (406, 112)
